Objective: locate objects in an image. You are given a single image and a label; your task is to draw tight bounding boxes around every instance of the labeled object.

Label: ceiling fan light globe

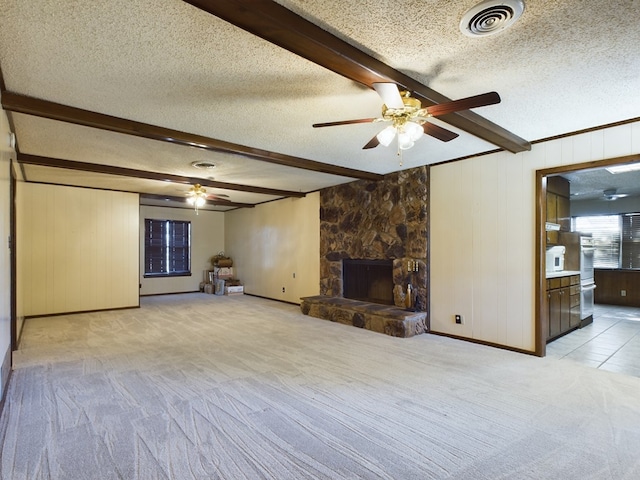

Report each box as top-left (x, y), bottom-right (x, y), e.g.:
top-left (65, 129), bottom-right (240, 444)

top-left (377, 126), bottom-right (396, 147)
top-left (397, 132), bottom-right (415, 150)
top-left (186, 196), bottom-right (196, 205)
top-left (405, 121), bottom-right (424, 141)
top-left (195, 196), bottom-right (206, 208)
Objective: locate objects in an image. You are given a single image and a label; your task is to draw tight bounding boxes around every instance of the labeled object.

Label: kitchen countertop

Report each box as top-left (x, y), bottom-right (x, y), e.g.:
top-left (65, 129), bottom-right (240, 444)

top-left (546, 270), bottom-right (581, 279)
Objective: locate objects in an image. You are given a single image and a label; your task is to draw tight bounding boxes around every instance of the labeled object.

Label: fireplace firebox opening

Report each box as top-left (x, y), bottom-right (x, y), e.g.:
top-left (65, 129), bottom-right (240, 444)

top-left (342, 259), bottom-right (394, 305)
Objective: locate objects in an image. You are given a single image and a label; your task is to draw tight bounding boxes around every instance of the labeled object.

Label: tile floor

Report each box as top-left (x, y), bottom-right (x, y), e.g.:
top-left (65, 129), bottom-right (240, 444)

top-left (546, 303), bottom-right (640, 377)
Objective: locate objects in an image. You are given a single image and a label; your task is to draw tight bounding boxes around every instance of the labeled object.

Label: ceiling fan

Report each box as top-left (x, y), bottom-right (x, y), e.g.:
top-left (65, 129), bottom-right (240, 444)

top-left (313, 82), bottom-right (501, 154)
top-left (185, 184), bottom-right (230, 213)
top-left (603, 188), bottom-right (628, 201)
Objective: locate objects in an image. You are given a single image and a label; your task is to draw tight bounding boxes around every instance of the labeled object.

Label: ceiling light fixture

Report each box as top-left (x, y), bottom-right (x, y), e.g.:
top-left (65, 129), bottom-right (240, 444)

top-left (374, 91), bottom-right (425, 164)
top-left (376, 121), bottom-right (424, 149)
top-left (186, 184), bottom-right (207, 214)
top-left (606, 163), bottom-right (640, 174)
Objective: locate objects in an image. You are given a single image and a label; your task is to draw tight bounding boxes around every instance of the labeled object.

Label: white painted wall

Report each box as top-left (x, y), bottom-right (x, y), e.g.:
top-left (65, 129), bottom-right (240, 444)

top-left (18, 183), bottom-right (139, 316)
top-left (430, 121), bottom-right (640, 352)
top-left (139, 206), bottom-right (224, 295)
top-left (224, 193), bottom-right (320, 304)
top-left (0, 105), bottom-right (13, 396)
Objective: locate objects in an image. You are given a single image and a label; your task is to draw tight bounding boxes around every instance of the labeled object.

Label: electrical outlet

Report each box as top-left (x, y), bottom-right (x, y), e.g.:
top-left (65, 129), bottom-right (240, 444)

top-left (455, 314), bottom-right (463, 324)
top-left (282, 287), bottom-right (286, 293)
top-left (621, 290), bottom-right (627, 297)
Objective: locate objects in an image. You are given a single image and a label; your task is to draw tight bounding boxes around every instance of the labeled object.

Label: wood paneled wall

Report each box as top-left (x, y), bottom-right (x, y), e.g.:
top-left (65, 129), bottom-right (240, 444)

top-left (0, 105), bottom-right (13, 400)
top-left (431, 151), bottom-right (534, 350)
top-left (594, 269), bottom-right (640, 307)
top-left (431, 121), bottom-right (640, 353)
top-left (224, 193), bottom-right (320, 304)
top-left (18, 183), bottom-right (139, 316)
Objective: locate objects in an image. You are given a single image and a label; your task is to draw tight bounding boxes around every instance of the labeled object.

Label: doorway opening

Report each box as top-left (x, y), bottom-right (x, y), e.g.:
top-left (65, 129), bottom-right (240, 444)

top-left (536, 155), bottom-right (640, 357)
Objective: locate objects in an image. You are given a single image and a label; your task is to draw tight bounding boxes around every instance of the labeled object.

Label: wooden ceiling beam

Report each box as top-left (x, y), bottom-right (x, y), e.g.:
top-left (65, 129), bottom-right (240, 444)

top-left (2, 91), bottom-right (384, 182)
top-left (184, 0), bottom-right (531, 153)
top-left (18, 153), bottom-right (305, 198)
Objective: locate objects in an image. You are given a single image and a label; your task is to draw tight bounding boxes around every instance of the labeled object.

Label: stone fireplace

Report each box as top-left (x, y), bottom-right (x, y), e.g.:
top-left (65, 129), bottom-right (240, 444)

top-left (300, 166), bottom-right (429, 337)
top-left (319, 166), bottom-right (428, 312)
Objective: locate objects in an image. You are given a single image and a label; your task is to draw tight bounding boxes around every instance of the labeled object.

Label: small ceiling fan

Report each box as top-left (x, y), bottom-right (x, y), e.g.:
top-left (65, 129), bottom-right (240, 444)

top-left (185, 184), bottom-right (230, 213)
top-left (603, 188), bottom-right (628, 201)
top-left (313, 82), bottom-right (501, 153)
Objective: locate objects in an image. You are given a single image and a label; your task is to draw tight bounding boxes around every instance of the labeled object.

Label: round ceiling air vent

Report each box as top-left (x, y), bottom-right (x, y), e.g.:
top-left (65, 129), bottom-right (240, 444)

top-left (460, 0), bottom-right (525, 37)
top-left (191, 161), bottom-right (216, 169)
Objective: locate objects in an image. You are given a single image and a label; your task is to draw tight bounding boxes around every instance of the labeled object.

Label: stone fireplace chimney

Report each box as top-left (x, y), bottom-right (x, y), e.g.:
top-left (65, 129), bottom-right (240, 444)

top-left (319, 166), bottom-right (428, 312)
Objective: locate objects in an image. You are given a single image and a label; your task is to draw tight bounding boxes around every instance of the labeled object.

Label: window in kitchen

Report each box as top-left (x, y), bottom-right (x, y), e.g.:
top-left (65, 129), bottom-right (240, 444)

top-left (574, 213), bottom-right (640, 269)
top-left (144, 219), bottom-right (191, 277)
top-left (621, 214), bottom-right (640, 269)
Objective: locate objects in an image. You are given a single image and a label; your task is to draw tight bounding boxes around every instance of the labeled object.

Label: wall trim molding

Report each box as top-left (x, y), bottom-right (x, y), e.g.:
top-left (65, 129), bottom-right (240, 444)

top-left (431, 116), bottom-right (640, 167)
top-left (0, 345), bottom-right (12, 421)
top-left (24, 305), bottom-right (139, 320)
top-left (244, 293), bottom-right (300, 306)
top-left (429, 331), bottom-right (536, 356)
top-left (139, 291), bottom-right (200, 297)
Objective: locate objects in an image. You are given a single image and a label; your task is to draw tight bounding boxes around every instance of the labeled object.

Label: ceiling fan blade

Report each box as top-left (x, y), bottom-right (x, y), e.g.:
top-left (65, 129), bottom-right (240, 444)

top-left (207, 193), bottom-right (229, 199)
top-left (425, 92), bottom-right (501, 117)
top-left (362, 134), bottom-right (380, 149)
top-left (313, 118), bottom-right (377, 128)
top-left (423, 122), bottom-right (459, 142)
top-left (372, 82), bottom-right (404, 109)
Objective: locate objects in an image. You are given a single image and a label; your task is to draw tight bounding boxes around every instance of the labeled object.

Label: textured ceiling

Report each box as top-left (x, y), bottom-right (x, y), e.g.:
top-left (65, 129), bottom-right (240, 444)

top-left (561, 163), bottom-right (640, 201)
top-left (1, 0), bottom-right (639, 211)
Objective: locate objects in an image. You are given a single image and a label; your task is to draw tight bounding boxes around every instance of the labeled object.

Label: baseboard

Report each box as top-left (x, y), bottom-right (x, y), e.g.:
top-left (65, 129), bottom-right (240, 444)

top-left (429, 330), bottom-right (538, 357)
top-left (244, 293), bottom-right (300, 306)
top-left (0, 344), bottom-right (12, 420)
top-left (24, 304), bottom-right (140, 320)
top-left (140, 290), bottom-right (200, 297)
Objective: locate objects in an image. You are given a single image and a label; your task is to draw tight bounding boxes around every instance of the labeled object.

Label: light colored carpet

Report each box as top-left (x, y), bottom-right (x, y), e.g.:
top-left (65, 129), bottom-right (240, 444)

top-left (2, 293), bottom-right (640, 479)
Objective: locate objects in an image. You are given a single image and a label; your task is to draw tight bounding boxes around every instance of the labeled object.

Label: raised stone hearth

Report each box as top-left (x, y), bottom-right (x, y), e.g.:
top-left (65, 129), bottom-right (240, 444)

top-left (300, 295), bottom-right (427, 338)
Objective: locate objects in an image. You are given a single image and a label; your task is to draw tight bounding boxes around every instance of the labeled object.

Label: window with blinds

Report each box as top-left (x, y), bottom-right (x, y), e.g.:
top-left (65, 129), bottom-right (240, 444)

top-left (621, 214), bottom-right (640, 269)
top-left (574, 214), bottom-right (640, 270)
top-left (144, 219), bottom-right (191, 277)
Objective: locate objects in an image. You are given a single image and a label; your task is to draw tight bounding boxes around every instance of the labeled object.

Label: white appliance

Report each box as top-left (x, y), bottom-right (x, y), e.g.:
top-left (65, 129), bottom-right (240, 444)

top-left (546, 246), bottom-right (566, 273)
top-left (580, 235), bottom-right (596, 325)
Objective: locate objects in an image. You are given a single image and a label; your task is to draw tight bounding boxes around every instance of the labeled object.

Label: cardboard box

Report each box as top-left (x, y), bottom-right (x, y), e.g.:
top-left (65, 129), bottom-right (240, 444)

top-left (225, 286), bottom-right (244, 295)
top-left (216, 267), bottom-right (233, 279)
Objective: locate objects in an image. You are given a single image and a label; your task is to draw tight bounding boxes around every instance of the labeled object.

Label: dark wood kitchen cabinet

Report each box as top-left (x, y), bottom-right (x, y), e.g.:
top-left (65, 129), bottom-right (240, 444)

top-left (548, 287), bottom-right (564, 338)
top-left (546, 176), bottom-right (570, 244)
top-left (547, 274), bottom-right (581, 342)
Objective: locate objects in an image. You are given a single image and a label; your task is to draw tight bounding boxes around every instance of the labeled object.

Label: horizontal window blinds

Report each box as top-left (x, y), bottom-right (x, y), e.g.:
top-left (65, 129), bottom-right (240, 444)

top-left (574, 215), bottom-right (620, 268)
top-left (621, 214), bottom-right (640, 269)
top-left (168, 220), bottom-right (191, 274)
top-left (144, 219), bottom-right (191, 275)
top-left (145, 218), bottom-right (167, 274)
